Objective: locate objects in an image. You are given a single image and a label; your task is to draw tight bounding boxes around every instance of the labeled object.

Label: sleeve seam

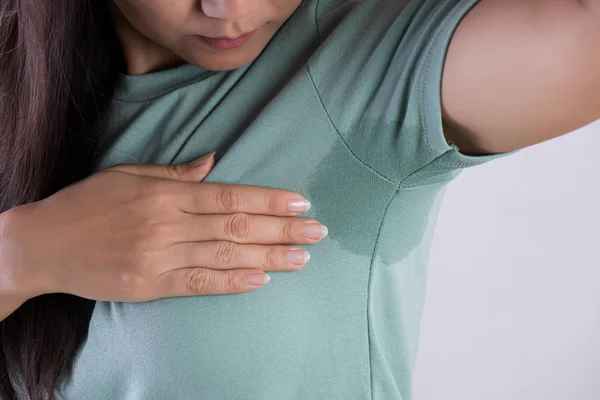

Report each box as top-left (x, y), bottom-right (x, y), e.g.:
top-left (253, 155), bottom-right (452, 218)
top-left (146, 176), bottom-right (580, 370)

top-left (305, 64), bottom-right (399, 185)
top-left (417, 0), bottom-right (485, 170)
top-left (398, 149), bottom-right (455, 189)
top-left (309, 0), bottom-right (476, 188)
top-left (417, 5), bottom-right (452, 161)
top-left (306, 62), bottom-right (460, 189)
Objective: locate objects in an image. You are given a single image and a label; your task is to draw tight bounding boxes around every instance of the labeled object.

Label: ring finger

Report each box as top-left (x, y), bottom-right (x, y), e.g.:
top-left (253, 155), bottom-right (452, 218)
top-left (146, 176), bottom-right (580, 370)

top-left (163, 242), bottom-right (311, 272)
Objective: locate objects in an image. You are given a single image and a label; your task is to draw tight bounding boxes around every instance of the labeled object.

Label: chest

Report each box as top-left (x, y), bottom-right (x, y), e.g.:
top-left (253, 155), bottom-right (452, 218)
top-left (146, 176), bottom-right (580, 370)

top-left (65, 70), bottom-right (399, 400)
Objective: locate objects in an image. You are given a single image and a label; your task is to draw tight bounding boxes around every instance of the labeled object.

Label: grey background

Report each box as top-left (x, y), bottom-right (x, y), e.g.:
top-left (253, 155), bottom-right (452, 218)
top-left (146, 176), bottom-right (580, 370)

top-left (414, 121), bottom-right (600, 400)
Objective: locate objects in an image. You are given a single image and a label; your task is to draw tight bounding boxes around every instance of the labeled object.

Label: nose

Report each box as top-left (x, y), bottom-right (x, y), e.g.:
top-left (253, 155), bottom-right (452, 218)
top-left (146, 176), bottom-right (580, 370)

top-left (201, 0), bottom-right (254, 21)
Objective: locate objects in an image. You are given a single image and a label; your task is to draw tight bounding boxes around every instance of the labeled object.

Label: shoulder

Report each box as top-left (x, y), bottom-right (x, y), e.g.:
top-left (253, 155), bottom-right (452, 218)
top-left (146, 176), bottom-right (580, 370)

top-left (442, 0), bottom-right (600, 154)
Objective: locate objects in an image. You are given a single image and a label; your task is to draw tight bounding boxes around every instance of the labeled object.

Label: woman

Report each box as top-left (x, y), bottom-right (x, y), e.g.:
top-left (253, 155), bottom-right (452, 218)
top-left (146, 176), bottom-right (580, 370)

top-left (1, 0), bottom-right (597, 399)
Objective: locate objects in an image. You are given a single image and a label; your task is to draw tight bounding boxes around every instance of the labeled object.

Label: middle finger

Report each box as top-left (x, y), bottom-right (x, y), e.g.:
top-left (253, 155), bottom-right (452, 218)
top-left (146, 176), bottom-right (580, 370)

top-left (164, 242), bottom-right (311, 272)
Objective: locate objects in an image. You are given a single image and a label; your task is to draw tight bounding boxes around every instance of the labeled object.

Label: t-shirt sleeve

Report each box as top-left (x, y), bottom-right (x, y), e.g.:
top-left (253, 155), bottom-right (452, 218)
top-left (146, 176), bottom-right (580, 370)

top-left (308, 0), bottom-right (517, 186)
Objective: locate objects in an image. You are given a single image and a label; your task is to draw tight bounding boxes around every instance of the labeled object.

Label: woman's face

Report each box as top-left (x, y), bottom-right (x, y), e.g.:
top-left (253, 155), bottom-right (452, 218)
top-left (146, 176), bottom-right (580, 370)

top-left (111, 0), bottom-right (302, 74)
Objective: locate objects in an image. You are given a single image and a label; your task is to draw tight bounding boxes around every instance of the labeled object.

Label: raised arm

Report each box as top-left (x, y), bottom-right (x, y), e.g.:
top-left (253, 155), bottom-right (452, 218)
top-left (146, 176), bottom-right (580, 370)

top-left (442, 0), bottom-right (600, 154)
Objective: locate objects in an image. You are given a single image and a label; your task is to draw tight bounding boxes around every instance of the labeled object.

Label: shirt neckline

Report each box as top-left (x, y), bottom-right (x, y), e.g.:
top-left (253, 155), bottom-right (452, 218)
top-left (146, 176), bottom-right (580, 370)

top-left (115, 62), bottom-right (218, 103)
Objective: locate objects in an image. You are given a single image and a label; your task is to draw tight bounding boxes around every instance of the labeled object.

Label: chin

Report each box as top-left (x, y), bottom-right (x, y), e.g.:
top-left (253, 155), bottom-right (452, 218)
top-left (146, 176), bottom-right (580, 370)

top-left (183, 44), bottom-right (265, 72)
top-left (196, 56), bottom-right (257, 71)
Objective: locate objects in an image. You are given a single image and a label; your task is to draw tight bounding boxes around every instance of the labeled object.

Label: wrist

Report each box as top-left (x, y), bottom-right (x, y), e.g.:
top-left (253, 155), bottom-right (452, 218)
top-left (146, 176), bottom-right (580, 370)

top-left (0, 205), bottom-right (44, 301)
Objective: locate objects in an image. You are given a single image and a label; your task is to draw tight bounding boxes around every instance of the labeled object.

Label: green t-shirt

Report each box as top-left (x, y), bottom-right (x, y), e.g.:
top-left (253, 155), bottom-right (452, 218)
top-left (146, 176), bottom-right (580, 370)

top-left (59, 0), bottom-right (513, 399)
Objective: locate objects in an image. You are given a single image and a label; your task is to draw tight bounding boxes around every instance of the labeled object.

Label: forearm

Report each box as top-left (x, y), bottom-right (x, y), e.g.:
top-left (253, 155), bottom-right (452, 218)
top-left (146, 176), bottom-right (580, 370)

top-left (0, 208), bottom-right (32, 322)
top-left (0, 295), bottom-right (26, 322)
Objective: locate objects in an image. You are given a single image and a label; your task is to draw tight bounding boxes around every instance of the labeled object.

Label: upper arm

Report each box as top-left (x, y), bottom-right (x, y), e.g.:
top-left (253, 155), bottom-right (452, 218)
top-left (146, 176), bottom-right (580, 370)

top-left (442, 0), bottom-right (600, 154)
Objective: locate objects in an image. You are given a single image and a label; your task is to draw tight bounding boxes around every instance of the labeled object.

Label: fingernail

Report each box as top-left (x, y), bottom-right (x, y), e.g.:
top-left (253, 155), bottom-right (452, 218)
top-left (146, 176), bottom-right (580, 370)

top-left (302, 223), bottom-right (328, 240)
top-left (288, 199), bottom-right (311, 213)
top-left (287, 249), bottom-right (310, 265)
top-left (190, 152), bottom-right (216, 167)
top-left (247, 273), bottom-right (270, 286)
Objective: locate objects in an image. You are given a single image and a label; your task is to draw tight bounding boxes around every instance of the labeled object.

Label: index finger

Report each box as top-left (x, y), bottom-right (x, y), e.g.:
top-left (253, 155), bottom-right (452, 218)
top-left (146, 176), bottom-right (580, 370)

top-left (171, 182), bottom-right (311, 216)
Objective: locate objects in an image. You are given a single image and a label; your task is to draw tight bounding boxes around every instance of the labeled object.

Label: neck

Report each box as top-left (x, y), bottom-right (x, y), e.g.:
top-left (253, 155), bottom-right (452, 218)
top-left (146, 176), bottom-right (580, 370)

top-left (108, 2), bottom-right (184, 75)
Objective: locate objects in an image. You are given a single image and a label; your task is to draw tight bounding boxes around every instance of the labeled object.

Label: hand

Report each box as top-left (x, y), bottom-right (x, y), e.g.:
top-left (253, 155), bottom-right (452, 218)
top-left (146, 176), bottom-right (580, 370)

top-left (5, 153), bottom-right (326, 302)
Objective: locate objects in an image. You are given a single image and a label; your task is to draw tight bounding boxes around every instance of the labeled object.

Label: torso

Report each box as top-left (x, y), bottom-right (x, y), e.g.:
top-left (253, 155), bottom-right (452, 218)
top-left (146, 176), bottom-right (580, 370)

top-left (59, 1), bottom-right (501, 398)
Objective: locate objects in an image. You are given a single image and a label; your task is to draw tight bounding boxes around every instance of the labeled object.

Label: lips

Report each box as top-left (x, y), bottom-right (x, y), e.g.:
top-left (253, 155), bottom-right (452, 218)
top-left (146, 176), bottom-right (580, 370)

top-left (208, 31), bottom-right (256, 40)
top-left (196, 30), bottom-right (257, 50)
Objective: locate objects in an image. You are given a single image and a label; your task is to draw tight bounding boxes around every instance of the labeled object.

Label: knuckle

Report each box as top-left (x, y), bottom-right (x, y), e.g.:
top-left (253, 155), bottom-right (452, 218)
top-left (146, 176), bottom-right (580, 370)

top-left (163, 165), bottom-right (177, 180)
top-left (185, 269), bottom-right (211, 294)
top-left (262, 247), bottom-right (280, 269)
top-left (225, 272), bottom-right (243, 292)
top-left (224, 213), bottom-right (251, 241)
top-left (214, 241), bottom-right (240, 266)
top-left (216, 188), bottom-right (242, 212)
top-left (164, 164), bottom-right (185, 180)
top-left (280, 220), bottom-right (294, 241)
top-left (142, 181), bottom-right (171, 203)
top-left (265, 193), bottom-right (278, 214)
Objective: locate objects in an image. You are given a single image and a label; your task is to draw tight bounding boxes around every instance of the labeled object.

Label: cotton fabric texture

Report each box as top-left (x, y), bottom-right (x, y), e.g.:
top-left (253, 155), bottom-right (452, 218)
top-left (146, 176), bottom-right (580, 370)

top-left (59, 0), bottom-right (511, 399)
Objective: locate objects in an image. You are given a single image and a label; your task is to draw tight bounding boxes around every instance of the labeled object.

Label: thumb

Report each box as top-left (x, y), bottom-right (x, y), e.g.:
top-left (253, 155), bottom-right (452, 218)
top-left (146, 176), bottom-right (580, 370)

top-left (107, 152), bottom-right (216, 182)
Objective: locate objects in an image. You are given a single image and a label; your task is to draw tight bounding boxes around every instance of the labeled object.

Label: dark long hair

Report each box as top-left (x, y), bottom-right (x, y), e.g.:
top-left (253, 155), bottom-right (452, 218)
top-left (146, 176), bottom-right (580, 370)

top-left (0, 0), bottom-right (123, 398)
